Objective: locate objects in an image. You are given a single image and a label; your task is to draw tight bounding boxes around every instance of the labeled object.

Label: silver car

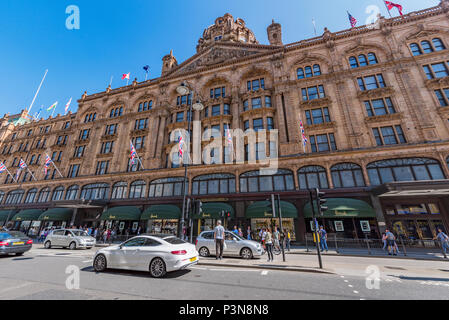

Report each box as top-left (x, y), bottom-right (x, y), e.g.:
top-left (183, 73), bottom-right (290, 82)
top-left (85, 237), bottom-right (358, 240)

top-left (196, 231), bottom-right (263, 259)
top-left (44, 229), bottom-right (96, 250)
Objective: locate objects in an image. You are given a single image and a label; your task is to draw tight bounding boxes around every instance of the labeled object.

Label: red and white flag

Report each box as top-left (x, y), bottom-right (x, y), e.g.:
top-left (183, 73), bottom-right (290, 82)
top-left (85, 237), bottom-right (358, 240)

top-left (65, 98), bottom-right (72, 114)
top-left (122, 73), bottom-right (130, 80)
top-left (385, 1), bottom-right (403, 15)
top-left (44, 154), bottom-right (52, 175)
top-left (178, 135), bottom-right (184, 158)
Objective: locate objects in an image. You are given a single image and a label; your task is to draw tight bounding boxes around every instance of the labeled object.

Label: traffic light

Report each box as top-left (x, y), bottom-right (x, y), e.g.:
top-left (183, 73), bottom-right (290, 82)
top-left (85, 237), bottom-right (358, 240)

top-left (193, 200), bottom-right (203, 217)
top-left (226, 211), bottom-right (231, 219)
top-left (315, 188), bottom-right (328, 216)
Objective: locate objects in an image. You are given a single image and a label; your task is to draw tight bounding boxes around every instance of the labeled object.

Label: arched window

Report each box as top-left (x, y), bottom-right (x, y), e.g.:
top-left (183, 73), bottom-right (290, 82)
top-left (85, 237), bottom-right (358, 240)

top-left (65, 185), bottom-right (79, 200)
top-left (421, 40), bottom-right (434, 54)
top-left (367, 158), bottom-right (445, 185)
top-left (192, 174), bottom-right (236, 195)
top-left (138, 100), bottom-right (153, 112)
top-left (24, 188), bottom-right (38, 203)
top-left (297, 68), bottom-right (305, 79)
top-left (432, 38), bottom-right (446, 51)
top-left (367, 53), bottom-right (378, 65)
top-left (5, 190), bottom-right (24, 204)
top-left (149, 177), bottom-right (185, 198)
top-left (305, 66), bottom-right (313, 77)
top-left (313, 64), bottom-right (321, 76)
top-left (240, 169), bottom-right (295, 193)
top-left (298, 166), bottom-right (329, 189)
top-left (37, 187), bottom-right (50, 203)
top-left (410, 43), bottom-right (422, 56)
top-left (52, 186), bottom-right (64, 201)
top-left (111, 182), bottom-right (128, 200)
top-left (358, 54), bottom-right (368, 66)
top-left (349, 56), bottom-right (359, 68)
top-left (80, 183), bottom-right (109, 200)
top-left (331, 163), bottom-right (365, 188)
top-left (129, 180), bottom-right (146, 199)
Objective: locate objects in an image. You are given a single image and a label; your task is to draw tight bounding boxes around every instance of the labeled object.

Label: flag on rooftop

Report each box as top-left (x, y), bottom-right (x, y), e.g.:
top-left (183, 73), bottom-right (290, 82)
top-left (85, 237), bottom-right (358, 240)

top-left (347, 11), bottom-right (357, 28)
top-left (47, 101), bottom-right (58, 111)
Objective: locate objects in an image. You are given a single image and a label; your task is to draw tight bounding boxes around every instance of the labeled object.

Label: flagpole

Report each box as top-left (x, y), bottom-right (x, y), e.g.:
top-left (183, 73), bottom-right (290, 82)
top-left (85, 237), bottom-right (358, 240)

top-left (49, 158), bottom-right (64, 178)
top-left (51, 106), bottom-right (56, 118)
top-left (383, 1), bottom-right (393, 18)
top-left (5, 167), bottom-right (17, 183)
top-left (109, 76), bottom-right (113, 87)
top-left (26, 167), bottom-right (37, 181)
top-left (28, 69), bottom-right (48, 115)
top-left (312, 18), bottom-right (317, 36)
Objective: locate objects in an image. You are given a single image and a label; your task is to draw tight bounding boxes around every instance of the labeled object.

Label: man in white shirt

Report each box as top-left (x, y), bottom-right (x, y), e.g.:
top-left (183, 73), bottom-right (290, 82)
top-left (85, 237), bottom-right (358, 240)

top-left (214, 220), bottom-right (225, 260)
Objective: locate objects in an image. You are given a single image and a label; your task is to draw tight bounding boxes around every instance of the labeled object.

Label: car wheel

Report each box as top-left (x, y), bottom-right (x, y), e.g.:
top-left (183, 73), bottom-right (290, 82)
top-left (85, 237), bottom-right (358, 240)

top-left (240, 247), bottom-right (253, 260)
top-left (44, 241), bottom-right (51, 249)
top-left (199, 247), bottom-right (210, 257)
top-left (69, 242), bottom-right (76, 250)
top-left (149, 258), bottom-right (167, 278)
top-left (93, 254), bottom-right (107, 272)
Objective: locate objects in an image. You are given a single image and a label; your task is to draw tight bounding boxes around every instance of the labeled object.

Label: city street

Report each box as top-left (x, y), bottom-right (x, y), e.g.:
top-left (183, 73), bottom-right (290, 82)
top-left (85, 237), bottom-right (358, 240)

top-left (0, 246), bottom-right (448, 300)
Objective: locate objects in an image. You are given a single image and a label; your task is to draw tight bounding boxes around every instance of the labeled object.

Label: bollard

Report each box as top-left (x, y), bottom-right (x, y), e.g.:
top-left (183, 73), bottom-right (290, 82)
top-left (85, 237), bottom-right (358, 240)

top-left (305, 233), bottom-right (309, 252)
top-left (365, 235), bottom-right (371, 255)
top-left (400, 236), bottom-right (407, 256)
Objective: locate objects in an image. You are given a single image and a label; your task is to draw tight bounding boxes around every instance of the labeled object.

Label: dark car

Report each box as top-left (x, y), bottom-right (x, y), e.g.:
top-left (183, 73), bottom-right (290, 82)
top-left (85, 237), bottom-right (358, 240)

top-left (0, 231), bottom-right (33, 256)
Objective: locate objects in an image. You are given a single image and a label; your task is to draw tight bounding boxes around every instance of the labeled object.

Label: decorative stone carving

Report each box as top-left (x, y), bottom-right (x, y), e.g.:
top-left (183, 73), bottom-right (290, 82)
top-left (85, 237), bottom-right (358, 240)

top-left (357, 87), bottom-right (395, 99)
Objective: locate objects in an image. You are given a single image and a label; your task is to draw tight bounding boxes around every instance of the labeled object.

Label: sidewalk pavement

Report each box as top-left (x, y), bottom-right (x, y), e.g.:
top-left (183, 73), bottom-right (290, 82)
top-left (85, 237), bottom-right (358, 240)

top-left (287, 246), bottom-right (449, 261)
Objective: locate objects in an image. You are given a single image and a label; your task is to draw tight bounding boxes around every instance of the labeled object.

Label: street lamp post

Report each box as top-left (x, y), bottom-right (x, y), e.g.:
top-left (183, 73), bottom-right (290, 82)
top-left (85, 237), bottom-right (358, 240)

top-left (177, 82), bottom-right (203, 243)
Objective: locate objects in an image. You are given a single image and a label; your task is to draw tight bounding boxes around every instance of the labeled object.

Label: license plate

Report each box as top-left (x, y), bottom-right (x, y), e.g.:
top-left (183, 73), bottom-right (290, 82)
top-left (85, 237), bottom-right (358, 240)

top-left (13, 242), bottom-right (24, 246)
top-left (190, 257), bottom-right (197, 262)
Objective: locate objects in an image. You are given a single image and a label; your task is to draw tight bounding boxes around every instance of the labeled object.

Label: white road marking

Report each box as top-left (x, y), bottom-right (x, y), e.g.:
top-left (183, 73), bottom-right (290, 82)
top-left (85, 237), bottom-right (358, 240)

top-left (353, 290), bottom-right (359, 294)
top-left (348, 285), bottom-right (354, 288)
top-left (344, 280), bottom-right (349, 283)
top-left (83, 260), bottom-right (93, 263)
top-left (261, 271), bottom-right (269, 275)
top-left (0, 282), bottom-right (33, 294)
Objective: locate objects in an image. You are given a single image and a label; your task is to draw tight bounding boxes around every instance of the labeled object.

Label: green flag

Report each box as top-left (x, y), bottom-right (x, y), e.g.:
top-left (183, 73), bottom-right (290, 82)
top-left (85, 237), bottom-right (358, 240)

top-left (47, 101), bottom-right (58, 111)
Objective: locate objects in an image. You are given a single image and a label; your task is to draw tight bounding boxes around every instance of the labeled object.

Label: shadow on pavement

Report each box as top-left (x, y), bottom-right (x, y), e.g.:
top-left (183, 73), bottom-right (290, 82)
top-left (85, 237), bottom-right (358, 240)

top-left (80, 266), bottom-right (191, 279)
top-left (393, 275), bottom-right (449, 282)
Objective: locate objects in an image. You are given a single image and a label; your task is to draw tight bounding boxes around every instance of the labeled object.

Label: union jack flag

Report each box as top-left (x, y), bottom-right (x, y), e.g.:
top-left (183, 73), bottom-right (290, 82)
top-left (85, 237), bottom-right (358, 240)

top-left (44, 155), bottom-right (52, 175)
top-left (178, 135), bottom-right (184, 157)
top-left (19, 159), bottom-right (27, 169)
top-left (300, 120), bottom-right (308, 147)
top-left (347, 11), bottom-right (357, 28)
top-left (130, 141), bottom-right (137, 165)
top-left (0, 163), bottom-right (6, 173)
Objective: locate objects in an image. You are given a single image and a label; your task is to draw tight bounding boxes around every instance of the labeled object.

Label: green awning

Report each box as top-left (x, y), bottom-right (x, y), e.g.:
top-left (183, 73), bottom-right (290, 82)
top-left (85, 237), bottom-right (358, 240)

top-left (141, 205), bottom-right (181, 220)
top-left (100, 206), bottom-right (141, 221)
top-left (199, 202), bottom-right (234, 219)
top-left (303, 198), bottom-right (376, 218)
top-left (0, 210), bottom-right (16, 221)
top-left (245, 201), bottom-right (298, 218)
top-left (38, 208), bottom-right (73, 221)
top-left (12, 209), bottom-right (43, 222)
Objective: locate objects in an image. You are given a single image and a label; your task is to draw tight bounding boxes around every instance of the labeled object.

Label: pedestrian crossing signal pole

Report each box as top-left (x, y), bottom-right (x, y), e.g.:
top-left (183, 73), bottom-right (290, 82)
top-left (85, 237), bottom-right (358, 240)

top-left (309, 189), bottom-right (323, 269)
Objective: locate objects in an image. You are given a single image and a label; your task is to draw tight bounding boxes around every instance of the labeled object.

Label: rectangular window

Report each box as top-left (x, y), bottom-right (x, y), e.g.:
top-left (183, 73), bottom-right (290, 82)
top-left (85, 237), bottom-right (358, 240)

top-left (310, 133), bottom-right (337, 153)
top-left (302, 85), bottom-right (325, 101)
top-left (68, 164), bottom-right (80, 178)
top-left (372, 125), bottom-right (407, 146)
top-left (105, 124), bottom-right (118, 135)
top-left (247, 78), bottom-right (265, 91)
top-left (79, 129), bottom-right (90, 140)
top-left (101, 141), bottom-right (114, 154)
top-left (133, 136), bottom-right (145, 150)
top-left (358, 74), bottom-right (386, 91)
top-left (253, 118), bottom-right (264, 131)
top-left (176, 112), bottom-right (184, 122)
top-left (134, 118), bottom-right (148, 130)
top-left (74, 146), bottom-right (85, 158)
top-left (435, 88), bottom-right (449, 106)
top-left (265, 96), bottom-right (272, 107)
top-left (305, 107), bottom-right (331, 125)
top-left (252, 97), bottom-right (262, 109)
top-left (267, 117), bottom-right (274, 130)
top-left (223, 104), bottom-right (230, 115)
top-left (243, 100), bottom-right (249, 111)
top-left (212, 105), bottom-right (221, 116)
top-left (95, 161), bottom-right (109, 175)
top-left (365, 98), bottom-right (396, 116)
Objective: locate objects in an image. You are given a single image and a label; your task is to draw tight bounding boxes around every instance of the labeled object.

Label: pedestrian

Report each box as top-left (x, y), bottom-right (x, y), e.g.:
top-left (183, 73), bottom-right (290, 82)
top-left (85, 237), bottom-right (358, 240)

top-left (381, 232), bottom-right (387, 251)
top-left (232, 225), bottom-right (239, 235)
top-left (238, 228), bottom-right (243, 238)
top-left (385, 229), bottom-right (397, 256)
top-left (93, 227), bottom-right (98, 240)
top-left (286, 229), bottom-right (291, 252)
top-left (265, 227), bottom-right (274, 262)
top-left (246, 226), bottom-right (252, 240)
top-left (319, 226), bottom-right (328, 252)
top-left (273, 226), bottom-right (280, 250)
top-left (214, 220), bottom-right (225, 260)
top-left (434, 228), bottom-right (449, 258)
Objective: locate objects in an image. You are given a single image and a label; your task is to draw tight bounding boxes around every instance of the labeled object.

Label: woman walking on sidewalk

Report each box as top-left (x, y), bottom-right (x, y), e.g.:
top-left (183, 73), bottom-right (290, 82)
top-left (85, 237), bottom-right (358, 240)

top-left (265, 228), bottom-right (274, 262)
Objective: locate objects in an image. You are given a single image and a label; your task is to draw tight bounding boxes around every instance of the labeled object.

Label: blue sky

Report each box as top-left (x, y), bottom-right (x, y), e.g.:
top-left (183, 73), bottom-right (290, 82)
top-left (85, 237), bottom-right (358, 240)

top-left (0, 0), bottom-right (440, 118)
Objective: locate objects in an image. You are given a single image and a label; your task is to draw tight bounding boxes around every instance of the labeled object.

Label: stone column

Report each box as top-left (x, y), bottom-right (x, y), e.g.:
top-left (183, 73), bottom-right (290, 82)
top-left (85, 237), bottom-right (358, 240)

top-left (370, 194), bottom-right (386, 233)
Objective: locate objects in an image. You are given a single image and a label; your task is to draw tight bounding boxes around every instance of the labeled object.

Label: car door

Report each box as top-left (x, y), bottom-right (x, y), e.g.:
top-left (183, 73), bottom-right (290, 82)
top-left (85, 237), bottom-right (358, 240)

top-left (115, 237), bottom-right (147, 270)
top-left (224, 232), bottom-right (240, 256)
top-left (136, 238), bottom-right (161, 270)
top-left (51, 230), bottom-right (64, 246)
top-left (203, 232), bottom-right (216, 255)
top-left (63, 230), bottom-right (74, 247)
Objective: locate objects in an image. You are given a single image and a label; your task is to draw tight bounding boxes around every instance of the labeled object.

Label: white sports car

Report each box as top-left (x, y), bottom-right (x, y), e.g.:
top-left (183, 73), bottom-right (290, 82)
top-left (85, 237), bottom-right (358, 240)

top-left (93, 234), bottom-right (199, 278)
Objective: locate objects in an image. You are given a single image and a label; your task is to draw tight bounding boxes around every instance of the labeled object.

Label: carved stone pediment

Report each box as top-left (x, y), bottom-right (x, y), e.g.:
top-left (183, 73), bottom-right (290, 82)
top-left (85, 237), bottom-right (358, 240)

top-left (299, 97), bottom-right (331, 108)
top-left (406, 25), bottom-right (442, 41)
top-left (304, 121), bottom-right (335, 131)
top-left (364, 113), bottom-right (402, 124)
top-left (346, 44), bottom-right (377, 55)
top-left (425, 77), bottom-right (449, 89)
top-left (171, 46), bottom-right (263, 75)
top-left (357, 87), bottom-right (394, 99)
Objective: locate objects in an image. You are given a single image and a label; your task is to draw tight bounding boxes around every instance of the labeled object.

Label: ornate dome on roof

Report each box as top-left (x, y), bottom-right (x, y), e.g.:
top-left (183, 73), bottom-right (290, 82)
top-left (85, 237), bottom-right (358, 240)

top-left (196, 13), bottom-right (258, 52)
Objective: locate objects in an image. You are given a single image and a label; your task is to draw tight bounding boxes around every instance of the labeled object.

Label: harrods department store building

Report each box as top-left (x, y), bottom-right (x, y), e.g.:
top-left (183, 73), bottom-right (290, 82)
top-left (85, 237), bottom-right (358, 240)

top-left (2, 2), bottom-right (449, 242)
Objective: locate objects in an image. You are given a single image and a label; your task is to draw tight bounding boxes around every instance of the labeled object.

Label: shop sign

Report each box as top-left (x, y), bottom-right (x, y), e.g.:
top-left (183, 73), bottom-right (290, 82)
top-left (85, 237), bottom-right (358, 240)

top-left (334, 211), bottom-right (356, 217)
top-left (360, 220), bottom-right (371, 232)
top-left (132, 222), bottom-right (138, 231)
top-left (108, 215), bottom-right (116, 220)
top-left (150, 214), bottom-right (158, 219)
top-left (263, 212), bottom-right (273, 217)
top-left (334, 221), bottom-right (344, 232)
top-left (119, 222), bottom-right (125, 230)
top-left (202, 213), bottom-right (211, 218)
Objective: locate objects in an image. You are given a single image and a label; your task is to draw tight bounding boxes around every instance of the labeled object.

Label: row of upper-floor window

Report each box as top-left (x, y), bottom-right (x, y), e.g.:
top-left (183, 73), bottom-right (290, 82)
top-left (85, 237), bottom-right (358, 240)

top-left (1, 157), bottom-right (447, 204)
top-left (9, 121), bottom-right (71, 141)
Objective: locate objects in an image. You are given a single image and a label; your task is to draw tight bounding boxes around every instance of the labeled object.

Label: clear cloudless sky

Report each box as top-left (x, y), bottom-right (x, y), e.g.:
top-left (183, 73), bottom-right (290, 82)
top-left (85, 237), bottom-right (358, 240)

top-left (0, 0), bottom-right (440, 117)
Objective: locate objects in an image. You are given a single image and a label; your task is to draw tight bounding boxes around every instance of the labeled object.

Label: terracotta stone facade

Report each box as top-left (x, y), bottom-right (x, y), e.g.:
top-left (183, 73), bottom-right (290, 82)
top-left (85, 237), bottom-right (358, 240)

top-left (2, 3), bottom-right (449, 241)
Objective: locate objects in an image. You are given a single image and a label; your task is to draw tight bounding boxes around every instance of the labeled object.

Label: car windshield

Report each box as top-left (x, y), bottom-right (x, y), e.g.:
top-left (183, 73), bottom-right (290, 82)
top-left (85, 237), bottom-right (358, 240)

top-left (0, 231), bottom-right (26, 240)
top-left (163, 236), bottom-right (186, 245)
top-left (226, 232), bottom-right (244, 240)
top-left (72, 231), bottom-right (88, 237)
